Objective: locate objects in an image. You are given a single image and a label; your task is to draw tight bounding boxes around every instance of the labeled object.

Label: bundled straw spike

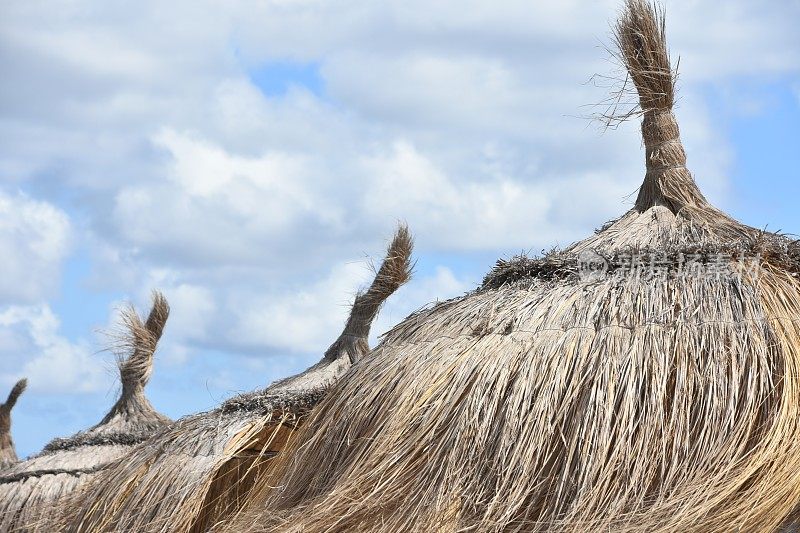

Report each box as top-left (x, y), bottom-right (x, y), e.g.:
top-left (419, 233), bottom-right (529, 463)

top-left (215, 3), bottom-right (800, 532)
top-left (325, 224), bottom-right (413, 364)
top-left (98, 291), bottom-right (170, 428)
top-left (264, 224), bottom-right (414, 395)
top-left (611, 0), bottom-right (709, 214)
top-left (0, 378), bottom-right (28, 470)
top-left (54, 226), bottom-right (413, 533)
top-left (614, 0), bottom-right (674, 112)
top-left (3, 379), bottom-right (28, 412)
top-left (0, 293), bottom-right (171, 532)
top-left (121, 290), bottom-right (169, 391)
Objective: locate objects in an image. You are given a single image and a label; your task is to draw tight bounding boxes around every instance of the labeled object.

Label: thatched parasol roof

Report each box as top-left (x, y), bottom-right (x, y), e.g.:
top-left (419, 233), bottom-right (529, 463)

top-left (56, 226), bottom-right (413, 533)
top-left (220, 2), bottom-right (800, 532)
top-left (0, 379), bottom-right (28, 471)
top-left (0, 292), bottom-right (171, 532)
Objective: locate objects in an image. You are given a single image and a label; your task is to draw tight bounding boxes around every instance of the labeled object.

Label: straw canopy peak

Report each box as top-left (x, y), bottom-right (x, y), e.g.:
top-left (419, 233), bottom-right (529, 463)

top-left (510, 0), bottom-right (799, 274)
top-left (0, 296), bottom-right (172, 533)
top-left (118, 291), bottom-right (169, 395)
top-left (40, 292), bottom-right (172, 454)
top-left (611, 0), bottom-right (708, 216)
top-left (0, 379), bottom-right (27, 420)
top-left (326, 224), bottom-right (413, 362)
top-left (271, 225), bottom-right (414, 395)
top-left (93, 291), bottom-right (171, 432)
top-left (0, 378), bottom-right (27, 467)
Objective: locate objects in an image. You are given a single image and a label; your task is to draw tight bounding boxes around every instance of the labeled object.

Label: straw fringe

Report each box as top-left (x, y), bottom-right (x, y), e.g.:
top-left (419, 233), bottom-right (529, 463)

top-left (224, 260), bottom-right (800, 532)
top-left (54, 226), bottom-right (414, 533)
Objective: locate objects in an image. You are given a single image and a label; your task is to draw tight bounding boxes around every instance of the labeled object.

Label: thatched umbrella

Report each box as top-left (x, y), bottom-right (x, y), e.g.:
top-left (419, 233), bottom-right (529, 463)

top-left (57, 226), bottom-right (413, 533)
top-left (0, 292), bottom-right (171, 532)
top-left (0, 379), bottom-right (28, 470)
top-left (221, 3), bottom-right (800, 532)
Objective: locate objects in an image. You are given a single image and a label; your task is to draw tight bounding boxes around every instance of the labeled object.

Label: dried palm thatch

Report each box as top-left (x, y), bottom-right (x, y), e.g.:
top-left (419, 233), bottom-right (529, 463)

top-left (222, 3), bottom-right (800, 532)
top-left (56, 225), bottom-right (413, 533)
top-left (0, 292), bottom-right (171, 532)
top-left (0, 379), bottom-right (28, 470)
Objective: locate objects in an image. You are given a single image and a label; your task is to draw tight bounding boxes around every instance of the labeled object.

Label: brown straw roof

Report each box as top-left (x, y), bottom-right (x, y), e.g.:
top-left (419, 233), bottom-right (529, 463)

top-left (0, 292), bottom-right (171, 532)
top-left (0, 378), bottom-right (28, 471)
top-left (219, 2), bottom-right (800, 532)
top-left (55, 226), bottom-right (413, 533)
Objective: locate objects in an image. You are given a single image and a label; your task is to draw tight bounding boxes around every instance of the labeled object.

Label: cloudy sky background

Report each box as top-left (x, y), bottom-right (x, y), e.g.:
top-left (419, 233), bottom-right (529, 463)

top-left (1, 0), bottom-right (798, 457)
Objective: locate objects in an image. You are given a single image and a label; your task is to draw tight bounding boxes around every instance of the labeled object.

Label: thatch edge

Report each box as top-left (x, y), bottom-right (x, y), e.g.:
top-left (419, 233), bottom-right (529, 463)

top-left (482, 237), bottom-right (800, 289)
top-left (40, 428), bottom-right (159, 454)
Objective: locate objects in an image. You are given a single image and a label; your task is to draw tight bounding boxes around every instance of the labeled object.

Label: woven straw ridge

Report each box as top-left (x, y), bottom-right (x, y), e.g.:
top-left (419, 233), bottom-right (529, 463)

top-left (221, 2), bottom-right (800, 532)
top-left (0, 293), bottom-right (171, 532)
top-left (0, 379), bottom-right (28, 470)
top-left (53, 226), bottom-right (413, 533)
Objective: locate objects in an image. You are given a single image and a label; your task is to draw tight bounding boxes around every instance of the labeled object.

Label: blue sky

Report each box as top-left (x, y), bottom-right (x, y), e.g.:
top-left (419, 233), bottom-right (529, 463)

top-left (247, 61), bottom-right (326, 99)
top-left (1, 0), bottom-right (799, 458)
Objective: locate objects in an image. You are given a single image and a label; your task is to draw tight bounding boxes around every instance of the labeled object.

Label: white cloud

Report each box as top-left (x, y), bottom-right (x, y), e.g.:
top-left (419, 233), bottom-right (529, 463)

top-left (232, 259), bottom-right (473, 355)
top-left (0, 305), bottom-right (105, 393)
top-left (233, 260), bottom-right (378, 354)
top-left (0, 190), bottom-right (72, 304)
top-left (109, 127), bottom-right (350, 268)
top-left (361, 140), bottom-right (638, 250)
top-left (139, 270), bottom-right (217, 348)
top-left (2, 0), bottom-right (799, 455)
top-left (666, 2), bottom-right (800, 82)
top-left (1, 0), bottom-right (798, 360)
